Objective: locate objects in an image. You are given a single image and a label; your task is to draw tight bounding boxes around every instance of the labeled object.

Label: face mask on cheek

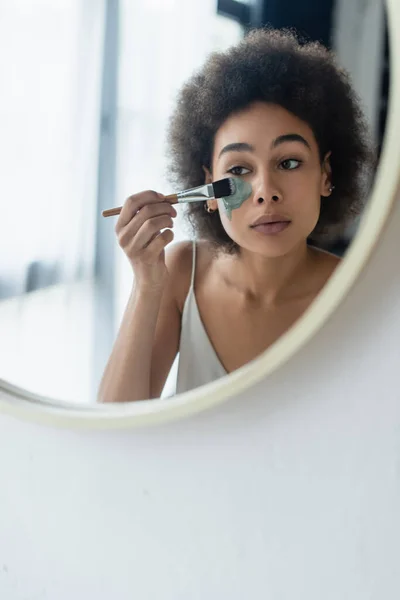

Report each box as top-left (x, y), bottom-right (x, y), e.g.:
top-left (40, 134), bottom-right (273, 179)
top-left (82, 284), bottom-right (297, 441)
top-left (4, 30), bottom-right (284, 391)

top-left (218, 178), bottom-right (252, 220)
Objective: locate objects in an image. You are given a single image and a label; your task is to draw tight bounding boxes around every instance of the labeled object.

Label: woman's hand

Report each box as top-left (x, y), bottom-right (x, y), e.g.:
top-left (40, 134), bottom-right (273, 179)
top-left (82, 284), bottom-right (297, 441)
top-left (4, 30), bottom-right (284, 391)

top-left (115, 190), bottom-right (176, 290)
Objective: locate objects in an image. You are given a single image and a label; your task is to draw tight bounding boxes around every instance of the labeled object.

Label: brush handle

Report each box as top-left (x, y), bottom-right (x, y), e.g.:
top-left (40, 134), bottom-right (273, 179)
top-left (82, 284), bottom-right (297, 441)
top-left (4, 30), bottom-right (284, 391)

top-left (101, 193), bottom-right (207, 217)
top-left (102, 207), bottom-right (123, 217)
top-left (102, 193), bottom-right (177, 218)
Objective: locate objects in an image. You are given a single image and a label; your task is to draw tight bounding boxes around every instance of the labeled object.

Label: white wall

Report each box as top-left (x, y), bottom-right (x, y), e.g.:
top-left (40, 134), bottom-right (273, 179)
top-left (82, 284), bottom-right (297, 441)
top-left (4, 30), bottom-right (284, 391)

top-left (1, 2), bottom-right (399, 596)
top-left (0, 188), bottom-right (400, 598)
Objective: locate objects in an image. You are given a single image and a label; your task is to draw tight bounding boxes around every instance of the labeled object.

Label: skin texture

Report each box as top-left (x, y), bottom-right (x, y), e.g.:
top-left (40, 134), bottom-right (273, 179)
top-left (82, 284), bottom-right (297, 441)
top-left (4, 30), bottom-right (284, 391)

top-left (205, 102), bottom-right (332, 259)
top-left (99, 101), bottom-right (341, 402)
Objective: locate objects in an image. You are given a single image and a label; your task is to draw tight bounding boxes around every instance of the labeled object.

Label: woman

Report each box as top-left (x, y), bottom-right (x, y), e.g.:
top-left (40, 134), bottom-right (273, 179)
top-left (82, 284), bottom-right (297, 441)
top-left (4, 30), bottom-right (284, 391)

top-left (98, 28), bottom-right (375, 403)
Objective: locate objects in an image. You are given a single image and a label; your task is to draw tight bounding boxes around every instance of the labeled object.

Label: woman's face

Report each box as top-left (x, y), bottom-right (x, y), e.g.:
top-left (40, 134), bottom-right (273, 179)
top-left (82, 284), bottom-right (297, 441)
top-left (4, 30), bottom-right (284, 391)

top-left (206, 101), bottom-right (332, 257)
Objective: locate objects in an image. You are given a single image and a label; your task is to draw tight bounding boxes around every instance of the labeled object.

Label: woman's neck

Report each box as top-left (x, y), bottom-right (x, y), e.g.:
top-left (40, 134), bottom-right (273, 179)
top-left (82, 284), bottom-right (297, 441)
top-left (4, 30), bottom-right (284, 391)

top-left (219, 243), bottom-right (317, 306)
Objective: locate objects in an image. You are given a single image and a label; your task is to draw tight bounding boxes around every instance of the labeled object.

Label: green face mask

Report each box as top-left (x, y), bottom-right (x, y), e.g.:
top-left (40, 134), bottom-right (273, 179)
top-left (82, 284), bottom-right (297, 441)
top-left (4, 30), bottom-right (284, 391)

top-left (219, 178), bottom-right (252, 220)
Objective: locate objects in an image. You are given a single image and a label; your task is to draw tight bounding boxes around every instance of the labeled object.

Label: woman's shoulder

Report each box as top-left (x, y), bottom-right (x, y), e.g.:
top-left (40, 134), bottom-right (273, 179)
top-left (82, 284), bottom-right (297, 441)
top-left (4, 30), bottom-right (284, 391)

top-left (310, 246), bottom-right (342, 286)
top-left (313, 246), bottom-right (342, 266)
top-left (165, 239), bottom-right (215, 310)
top-left (165, 238), bottom-right (215, 268)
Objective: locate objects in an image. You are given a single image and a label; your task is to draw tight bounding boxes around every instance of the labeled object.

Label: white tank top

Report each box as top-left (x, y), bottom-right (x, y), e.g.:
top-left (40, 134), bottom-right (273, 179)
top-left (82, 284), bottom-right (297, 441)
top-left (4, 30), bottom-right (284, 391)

top-left (175, 241), bottom-right (227, 394)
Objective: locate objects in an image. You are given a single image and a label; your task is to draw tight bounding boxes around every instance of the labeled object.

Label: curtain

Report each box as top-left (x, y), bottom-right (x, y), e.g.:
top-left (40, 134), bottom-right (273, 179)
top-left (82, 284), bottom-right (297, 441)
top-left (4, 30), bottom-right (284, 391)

top-left (0, 0), bottom-right (105, 299)
top-left (0, 0), bottom-right (106, 402)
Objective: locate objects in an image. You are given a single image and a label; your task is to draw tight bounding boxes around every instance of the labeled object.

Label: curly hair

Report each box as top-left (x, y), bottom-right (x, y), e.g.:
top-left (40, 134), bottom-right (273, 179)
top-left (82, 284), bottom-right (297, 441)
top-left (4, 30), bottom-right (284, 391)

top-left (166, 27), bottom-right (377, 253)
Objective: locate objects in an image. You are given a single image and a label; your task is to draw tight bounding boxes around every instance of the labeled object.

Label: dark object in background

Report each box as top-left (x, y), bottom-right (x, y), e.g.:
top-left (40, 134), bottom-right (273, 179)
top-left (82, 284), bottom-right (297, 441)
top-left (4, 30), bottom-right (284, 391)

top-left (217, 0), bottom-right (334, 47)
top-left (250, 0), bottom-right (335, 48)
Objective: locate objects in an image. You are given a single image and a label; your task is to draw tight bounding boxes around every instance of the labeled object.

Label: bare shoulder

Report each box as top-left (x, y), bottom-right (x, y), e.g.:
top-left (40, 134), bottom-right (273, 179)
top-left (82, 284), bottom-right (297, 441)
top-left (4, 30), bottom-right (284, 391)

top-left (164, 239), bottom-right (215, 311)
top-left (165, 239), bottom-right (193, 273)
top-left (311, 246), bottom-right (342, 284)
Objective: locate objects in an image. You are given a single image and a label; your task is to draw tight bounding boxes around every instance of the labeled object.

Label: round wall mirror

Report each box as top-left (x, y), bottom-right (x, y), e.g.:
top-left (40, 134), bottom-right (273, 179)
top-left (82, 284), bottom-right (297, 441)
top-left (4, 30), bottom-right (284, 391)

top-left (0, 0), bottom-right (399, 428)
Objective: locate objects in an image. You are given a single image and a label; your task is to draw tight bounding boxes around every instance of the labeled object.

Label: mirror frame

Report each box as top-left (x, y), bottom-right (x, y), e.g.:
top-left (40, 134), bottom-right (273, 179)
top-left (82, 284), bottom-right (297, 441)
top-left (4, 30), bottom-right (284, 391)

top-left (1, 0), bottom-right (399, 429)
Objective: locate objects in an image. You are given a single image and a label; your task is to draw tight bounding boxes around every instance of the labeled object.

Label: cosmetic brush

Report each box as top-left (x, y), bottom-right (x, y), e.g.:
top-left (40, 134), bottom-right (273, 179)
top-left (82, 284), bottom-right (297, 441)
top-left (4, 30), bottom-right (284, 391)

top-left (102, 177), bottom-right (239, 217)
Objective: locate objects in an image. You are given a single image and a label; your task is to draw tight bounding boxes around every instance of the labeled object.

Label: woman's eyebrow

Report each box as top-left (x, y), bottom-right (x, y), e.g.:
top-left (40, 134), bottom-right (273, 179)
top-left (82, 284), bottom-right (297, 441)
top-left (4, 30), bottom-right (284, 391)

top-left (217, 134), bottom-right (311, 159)
top-left (271, 133), bottom-right (311, 150)
top-left (218, 142), bottom-right (254, 158)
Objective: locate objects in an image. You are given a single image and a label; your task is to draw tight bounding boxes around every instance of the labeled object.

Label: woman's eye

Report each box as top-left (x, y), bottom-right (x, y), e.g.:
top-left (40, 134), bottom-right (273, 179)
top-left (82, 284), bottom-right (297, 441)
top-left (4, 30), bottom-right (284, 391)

top-left (280, 158), bottom-right (302, 170)
top-left (227, 166), bottom-right (250, 176)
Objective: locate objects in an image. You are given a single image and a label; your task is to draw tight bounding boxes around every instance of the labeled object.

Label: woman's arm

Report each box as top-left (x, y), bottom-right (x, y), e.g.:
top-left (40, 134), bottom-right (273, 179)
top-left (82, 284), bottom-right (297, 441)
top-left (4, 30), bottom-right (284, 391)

top-left (149, 241), bottom-right (192, 397)
top-left (97, 241), bottom-right (190, 402)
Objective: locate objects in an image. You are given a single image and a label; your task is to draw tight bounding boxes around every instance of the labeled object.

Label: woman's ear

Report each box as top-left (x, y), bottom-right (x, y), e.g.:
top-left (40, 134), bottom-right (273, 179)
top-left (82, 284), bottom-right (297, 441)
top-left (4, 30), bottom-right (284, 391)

top-left (320, 151), bottom-right (333, 197)
top-left (202, 166), bottom-right (218, 212)
top-left (202, 165), bottom-right (213, 185)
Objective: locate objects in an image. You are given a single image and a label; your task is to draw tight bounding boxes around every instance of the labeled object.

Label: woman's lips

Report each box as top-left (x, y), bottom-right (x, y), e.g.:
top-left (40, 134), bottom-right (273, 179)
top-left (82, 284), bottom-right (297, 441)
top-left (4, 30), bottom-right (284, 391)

top-left (251, 221), bottom-right (291, 235)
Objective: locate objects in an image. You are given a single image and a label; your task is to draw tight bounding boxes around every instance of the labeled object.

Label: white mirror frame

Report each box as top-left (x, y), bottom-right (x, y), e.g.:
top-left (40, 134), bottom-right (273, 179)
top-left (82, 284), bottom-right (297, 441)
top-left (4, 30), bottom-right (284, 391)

top-left (1, 0), bottom-right (399, 430)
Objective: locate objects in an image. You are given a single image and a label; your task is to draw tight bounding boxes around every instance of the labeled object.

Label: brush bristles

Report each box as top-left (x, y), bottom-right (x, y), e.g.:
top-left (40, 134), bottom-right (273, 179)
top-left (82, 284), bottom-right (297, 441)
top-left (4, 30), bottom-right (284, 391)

top-left (212, 177), bottom-right (236, 199)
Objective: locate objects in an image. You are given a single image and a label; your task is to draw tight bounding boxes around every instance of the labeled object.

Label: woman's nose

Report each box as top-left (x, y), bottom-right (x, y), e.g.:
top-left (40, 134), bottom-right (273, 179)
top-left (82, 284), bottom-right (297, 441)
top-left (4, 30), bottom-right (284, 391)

top-left (252, 172), bottom-right (281, 204)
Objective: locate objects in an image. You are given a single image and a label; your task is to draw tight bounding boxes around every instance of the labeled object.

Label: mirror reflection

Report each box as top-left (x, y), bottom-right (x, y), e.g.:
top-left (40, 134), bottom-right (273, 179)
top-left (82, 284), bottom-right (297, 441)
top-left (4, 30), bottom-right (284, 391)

top-left (0, 0), bottom-right (388, 404)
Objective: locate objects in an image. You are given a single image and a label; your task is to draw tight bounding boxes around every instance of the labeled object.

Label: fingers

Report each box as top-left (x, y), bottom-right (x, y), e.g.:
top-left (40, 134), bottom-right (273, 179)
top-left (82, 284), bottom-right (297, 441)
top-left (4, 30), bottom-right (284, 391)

top-left (116, 192), bottom-right (176, 245)
top-left (115, 190), bottom-right (177, 268)
top-left (126, 202), bottom-right (176, 238)
top-left (131, 214), bottom-right (174, 252)
top-left (113, 190), bottom-right (177, 285)
top-left (125, 228), bottom-right (174, 266)
top-left (116, 190), bottom-right (175, 230)
top-left (143, 228), bottom-right (174, 256)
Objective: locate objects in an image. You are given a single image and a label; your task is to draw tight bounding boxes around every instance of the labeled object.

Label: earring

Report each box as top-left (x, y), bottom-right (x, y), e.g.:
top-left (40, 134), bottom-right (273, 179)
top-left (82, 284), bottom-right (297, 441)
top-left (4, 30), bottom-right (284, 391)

top-left (205, 203), bottom-right (216, 214)
top-left (329, 185), bottom-right (335, 193)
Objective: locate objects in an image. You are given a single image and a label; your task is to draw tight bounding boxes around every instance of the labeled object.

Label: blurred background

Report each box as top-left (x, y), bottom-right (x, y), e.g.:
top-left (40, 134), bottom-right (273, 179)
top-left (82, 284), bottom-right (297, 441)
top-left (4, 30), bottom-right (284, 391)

top-left (0, 0), bottom-right (388, 403)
